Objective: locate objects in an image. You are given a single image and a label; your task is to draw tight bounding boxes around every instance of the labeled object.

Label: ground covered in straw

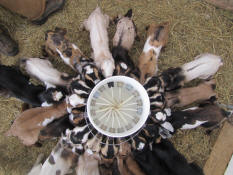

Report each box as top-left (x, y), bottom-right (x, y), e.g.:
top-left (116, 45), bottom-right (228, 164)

top-left (0, 0), bottom-right (232, 174)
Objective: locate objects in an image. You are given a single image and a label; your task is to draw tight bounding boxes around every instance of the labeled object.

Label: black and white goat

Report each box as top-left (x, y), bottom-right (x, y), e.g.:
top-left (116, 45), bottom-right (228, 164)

top-left (169, 103), bottom-right (232, 132)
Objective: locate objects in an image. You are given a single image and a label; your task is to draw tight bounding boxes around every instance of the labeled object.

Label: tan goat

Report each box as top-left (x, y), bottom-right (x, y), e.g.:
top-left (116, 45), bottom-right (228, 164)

top-left (6, 101), bottom-right (67, 146)
top-left (165, 79), bottom-right (216, 108)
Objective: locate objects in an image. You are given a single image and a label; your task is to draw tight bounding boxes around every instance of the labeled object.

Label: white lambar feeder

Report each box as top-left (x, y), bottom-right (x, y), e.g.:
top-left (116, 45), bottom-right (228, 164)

top-left (87, 76), bottom-right (150, 138)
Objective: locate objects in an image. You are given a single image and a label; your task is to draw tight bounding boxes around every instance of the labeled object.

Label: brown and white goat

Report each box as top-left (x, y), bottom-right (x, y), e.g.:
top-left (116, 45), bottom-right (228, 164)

top-left (20, 58), bottom-right (70, 88)
top-left (165, 79), bottom-right (216, 108)
top-left (6, 101), bottom-right (67, 146)
top-left (44, 27), bottom-right (92, 72)
top-left (28, 139), bottom-right (78, 175)
top-left (82, 7), bottom-right (115, 77)
top-left (138, 22), bottom-right (169, 83)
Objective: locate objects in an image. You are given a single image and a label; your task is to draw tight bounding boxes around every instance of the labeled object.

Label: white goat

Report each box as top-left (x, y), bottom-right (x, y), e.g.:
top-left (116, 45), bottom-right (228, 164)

top-left (182, 53), bottom-right (223, 82)
top-left (21, 58), bottom-right (69, 88)
top-left (83, 7), bottom-right (115, 78)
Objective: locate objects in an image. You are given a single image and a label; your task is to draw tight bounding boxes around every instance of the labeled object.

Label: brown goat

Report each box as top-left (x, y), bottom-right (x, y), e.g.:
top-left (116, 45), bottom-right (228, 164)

top-left (165, 79), bottom-right (216, 108)
top-left (117, 155), bottom-right (146, 175)
top-left (6, 101), bottom-right (67, 146)
top-left (138, 22), bottom-right (169, 83)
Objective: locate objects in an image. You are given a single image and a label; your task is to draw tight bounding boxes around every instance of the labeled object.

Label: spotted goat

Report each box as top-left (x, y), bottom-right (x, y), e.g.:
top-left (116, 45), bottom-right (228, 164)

top-left (44, 27), bottom-right (92, 73)
top-left (27, 139), bottom-right (79, 175)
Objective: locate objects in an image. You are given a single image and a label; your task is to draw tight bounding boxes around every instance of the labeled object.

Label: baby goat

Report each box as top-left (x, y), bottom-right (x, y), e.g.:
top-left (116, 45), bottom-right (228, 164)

top-left (133, 139), bottom-right (204, 175)
top-left (0, 64), bottom-right (45, 107)
top-left (44, 27), bottom-right (92, 72)
top-left (165, 79), bottom-right (216, 108)
top-left (158, 53), bottom-right (223, 91)
top-left (169, 103), bottom-right (231, 131)
top-left (138, 22), bottom-right (169, 83)
top-left (75, 150), bottom-right (100, 175)
top-left (6, 101), bottom-right (67, 146)
top-left (82, 7), bottom-right (115, 77)
top-left (28, 139), bottom-right (78, 175)
top-left (112, 9), bottom-right (139, 78)
top-left (20, 58), bottom-right (71, 88)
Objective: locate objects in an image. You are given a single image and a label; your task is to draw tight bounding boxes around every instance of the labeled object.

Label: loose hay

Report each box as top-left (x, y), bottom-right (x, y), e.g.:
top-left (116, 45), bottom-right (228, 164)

top-left (0, 0), bottom-right (232, 174)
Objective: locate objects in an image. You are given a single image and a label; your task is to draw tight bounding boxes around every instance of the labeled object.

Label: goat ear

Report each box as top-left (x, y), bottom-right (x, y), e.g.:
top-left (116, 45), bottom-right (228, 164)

top-left (124, 9), bottom-right (132, 18)
top-left (145, 25), bottom-right (149, 31)
top-left (113, 15), bottom-right (120, 24)
top-left (55, 27), bottom-right (67, 35)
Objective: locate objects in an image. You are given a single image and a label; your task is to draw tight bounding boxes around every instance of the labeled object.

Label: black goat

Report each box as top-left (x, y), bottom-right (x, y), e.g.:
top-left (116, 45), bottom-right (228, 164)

top-left (133, 139), bottom-right (204, 175)
top-left (0, 65), bottom-right (45, 107)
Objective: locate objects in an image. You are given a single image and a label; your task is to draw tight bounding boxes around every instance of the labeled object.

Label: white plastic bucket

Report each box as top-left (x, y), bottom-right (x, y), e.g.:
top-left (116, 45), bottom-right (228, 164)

top-left (87, 76), bottom-right (150, 138)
